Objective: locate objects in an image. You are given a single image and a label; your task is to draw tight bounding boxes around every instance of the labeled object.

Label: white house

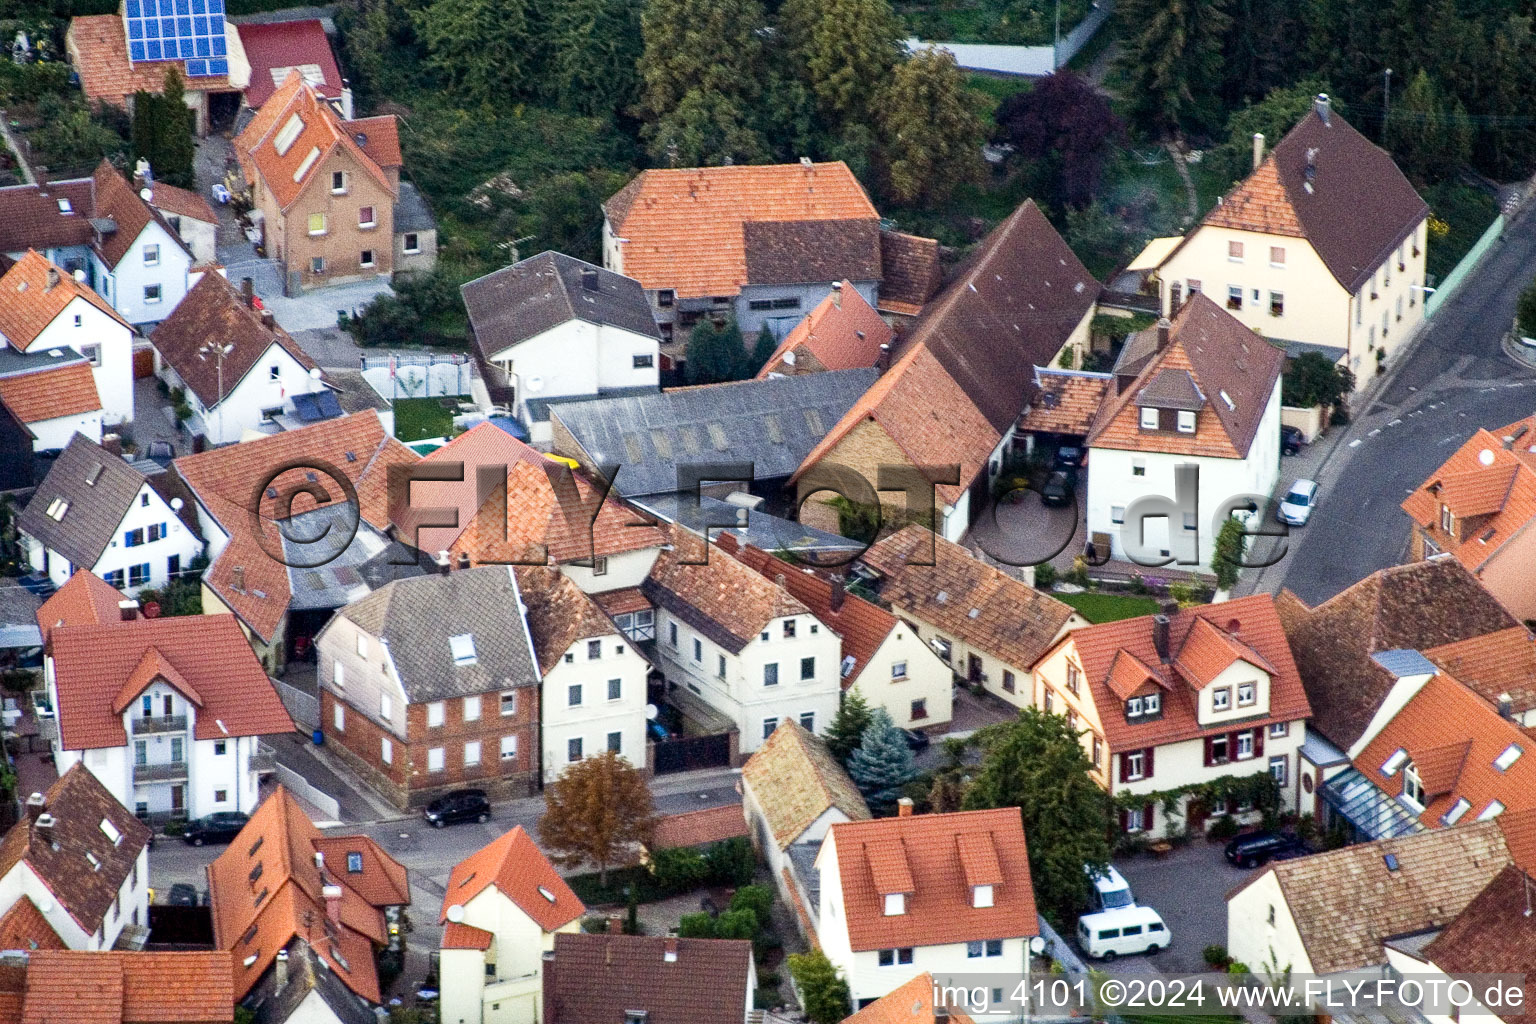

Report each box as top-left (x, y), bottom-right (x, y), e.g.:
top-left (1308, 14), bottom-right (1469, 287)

top-left (0, 764), bottom-right (152, 952)
top-left (643, 526), bottom-right (842, 754)
top-left (1145, 95), bottom-right (1429, 378)
top-left (150, 271), bottom-right (326, 444)
top-left (1085, 295), bottom-right (1284, 571)
top-left (815, 805), bottom-right (1039, 1011)
top-left (0, 354), bottom-right (104, 452)
top-left (515, 567), bottom-right (650, 780)
top-left (40, 580), bottom-right (292, 822)
top-left (0, 250), bottom-right (135, 425)
top-left (461, 252), bottom-right (660, 444)
top-left (1032, 594), bottom-right (1312, 840)
top-left (18, 434), bottom-right (203, 593)
top-left (144, 178), bottom-right (220, 267)
top-left (438, 825), bottom-right (586, 1024)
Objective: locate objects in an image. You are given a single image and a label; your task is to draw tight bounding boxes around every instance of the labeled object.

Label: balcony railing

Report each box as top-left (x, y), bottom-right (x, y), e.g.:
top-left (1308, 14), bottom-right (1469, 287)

top-left (250, 743), bottom-right (276, 773)
top-left (131, 714), bottom-right (187, 735)
top-left (133, 760), bottom-right (188, 784)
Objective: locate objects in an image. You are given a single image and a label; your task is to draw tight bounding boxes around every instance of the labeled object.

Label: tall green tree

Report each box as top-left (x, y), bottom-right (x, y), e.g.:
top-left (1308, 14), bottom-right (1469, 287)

top-left (685, 319), bottom-right (753, 383)
top-left (877, 46), bottom-right (985, 205)
top-left (751, 323), bottom-right (778, 371)
top-left (824, 689), bottom-right (873, 764)
top-left (409, 0), bottom-right (538, 106)
top-left (1481, 16), bottom-right (1536, 179)
top-left (547, 0), bottom-right (643, 115)
top-left (334, 0), bottom-right (427, 107)
top-left (787, 951), bottom-right (851, 1024)
top-left (1386, 69), bottom-right (1472, 185)
top-left (962, 708), bottom-right (1114, 924)
top-left (131, 70), bottom-right (194, 188)
top-left (1113, 0), bottom-right (1233, 137)
top-left (847, 708), bottom-right (919, 811)
top-left (637, 0), bottom-right (769, 164)
top-left (1209, 79), bottom-right (1339, 187)
top-left (780, 0), bottom-right (902, 126)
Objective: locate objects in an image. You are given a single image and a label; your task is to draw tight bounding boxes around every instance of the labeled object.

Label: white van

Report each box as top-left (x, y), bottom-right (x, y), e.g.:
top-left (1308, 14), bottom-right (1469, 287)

top-left (1076, 906), bottom-right (1170, 960)
top-left (1086, 864), bottom-right (1134, 912)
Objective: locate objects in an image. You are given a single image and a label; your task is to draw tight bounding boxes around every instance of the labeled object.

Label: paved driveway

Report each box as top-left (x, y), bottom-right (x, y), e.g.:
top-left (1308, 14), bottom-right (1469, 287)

top-left (1108, 841), bottom-right (1255, 974)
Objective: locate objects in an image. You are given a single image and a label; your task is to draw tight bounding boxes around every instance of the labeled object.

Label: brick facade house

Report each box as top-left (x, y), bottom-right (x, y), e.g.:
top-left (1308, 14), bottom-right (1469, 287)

top-left (314, 567), bottom-right (542, 807)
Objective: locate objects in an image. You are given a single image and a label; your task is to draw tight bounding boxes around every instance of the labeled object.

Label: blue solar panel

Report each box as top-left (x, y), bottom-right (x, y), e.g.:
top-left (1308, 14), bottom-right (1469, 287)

top-left (124, 0), bottom-right (226, 77)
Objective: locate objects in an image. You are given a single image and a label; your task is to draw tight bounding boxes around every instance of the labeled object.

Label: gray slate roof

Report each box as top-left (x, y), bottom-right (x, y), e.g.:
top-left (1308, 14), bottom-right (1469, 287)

top-left (462, 251), bottom-right (660, 364)
top-left (282, 506), bottom-right (429, 611)
top-left (1137, 368), bottom-right (1205, 411)
top-left (330, 565), bottom-right (539, 703)
top-left (547, 367), bottom-right (880, 497)
top-left (393, 181), bottom-right (437, 234)
top-left (18, 433), bottom-right (147, 568)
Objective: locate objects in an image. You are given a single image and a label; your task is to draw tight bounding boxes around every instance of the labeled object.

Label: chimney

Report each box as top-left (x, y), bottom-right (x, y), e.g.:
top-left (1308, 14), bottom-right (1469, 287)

top-left (1504, 425), bottom-right (1529, 449)
top-left (607, 915), bottom-right (623, 935)
top-left (877, 343), bottom-right (891, 373)
top-left (1314, 93), bottom-right (1331, 125)
top-left (663, 937), bottom-right (678, 963)
top-left (314, 850), bottom-right (325, 872)
top-left (241, 277), bottom-right (255, 309)
top-left (274, 949), bottom-right (289, 990)
top-left (1151, 614), bottom-right (1171, 664)
top-left (830, 281), bottom-right (843, 309)
top-left (581, 268), bottom-right (600, 291)
top-left (322, 884), bottom-right (343, 926)
top-left (34, 169), bottom-right (47, 197)
top-left (45, 267), bottom-right (58, 292)
top-left (800, 156), bottom-right (813, 169)
top-left (24, 793), bottom-right (45, 823)
top-left (897, 797), bottom-right (914, 817)
top-left (436, 550), bottom-right (452, 575)
top-left (1304, 147), bottom-right (1318, 186)
top-left (1155, 317), bottom-right (1171, 352)
top-left (935, 1010), bottom-right (950, 1024)
top-left (457, 552), bottom-right (471, 570)
top-left (1499, 692), bottom-right (1514, 719)
top-left (829, 577), bottom-right (846, 613)
top-left (33, 814), bottom-right (54, 837)
top-left (1251, 132), bottom-right (1265, 171)
top-left (118, 599), bottom-right (139, 621)
top-left (231, 565), bottom-right (246, 593)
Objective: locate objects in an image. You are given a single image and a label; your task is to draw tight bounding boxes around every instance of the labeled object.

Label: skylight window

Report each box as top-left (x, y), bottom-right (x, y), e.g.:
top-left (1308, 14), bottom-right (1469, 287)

top-left (99, 818), bottom-right (121, 845)
top-left (1478, 799), bottom-right (1506, 820)
top-left (1381, 749), bottom-right (1408, 776)
top-left (273, 114), bottom-right (304, 156)
top-left (840, 655), bottom-right (856, 678)
top-left (85, 464), bottom-right (103, 486)
top-left (1494, 743), bottom-right (1522, 771)
top-left (45, 498), bottom-right (68, 522)
top-left (292, 146), bottom-right (321, 182)
top-left (85, 851), bottom-right (100, 871)
top-left (537, 885), bottom-right (557, 903)
top-left (449, 633), bottom-right (477, 665)
top-left (56, 199), bottom-right (72, 214)
top-left (1442, 798), bottom-right (1472, 826)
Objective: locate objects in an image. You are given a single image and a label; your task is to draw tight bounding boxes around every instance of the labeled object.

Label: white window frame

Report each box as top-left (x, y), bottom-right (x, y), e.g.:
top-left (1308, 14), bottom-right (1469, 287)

top-left (381, 737), bottom-right (392, 764)
top-left (143, 243), bottom-right (160, 267)
top-left (427, 746), bottom-right (445, 772)
top-left (427, 701), bottom-right (445, 728)
top-left (500, 735), bottom-right (517, 760)
top-left (1177, 410), bottom-right (1197, 433)
top-left (1139, 407), bottom-right (1158, 429)
top-left (464, 740), bottom-right (481, 767)
top-left (463, 696), bottom-right (481, 722)
top-left (1236, 731), bottom-right (1255, 760)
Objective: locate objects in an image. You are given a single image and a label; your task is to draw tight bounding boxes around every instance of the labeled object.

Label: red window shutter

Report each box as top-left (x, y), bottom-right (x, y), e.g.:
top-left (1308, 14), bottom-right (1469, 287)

top-left (1226, 796), bottom-right (1237, 814)
top-left (1119, 808), bottom-right (1130, 832)
top-left (1142, 804), bottom-right (1154, 830)
top-left (1203, 736), bottom-right (1213, 767)
top-left (1255, 727), bottom-right (1265, 757)
top-left (1119, 752), bottom-right (1128, 784)
top-left (1144, 746), bottom-right (1155, 779)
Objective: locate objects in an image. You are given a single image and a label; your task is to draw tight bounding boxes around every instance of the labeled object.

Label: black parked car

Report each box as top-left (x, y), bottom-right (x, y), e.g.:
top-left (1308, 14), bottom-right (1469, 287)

top-left (1224, 831), bottom-right (1311, 869)
top-left (902, 728), bottom-right (931, 752)
top-left (183, 811), bottom-right (250, 846)
top-left (1041, 469), bottom-right (1077, 507)
top-left (424, 788), bottom-right (491, 828)
top-left (166, 883), bottom-right (200, 906)
top-left (1054, 445), bottom-right (1084, 470)
top-left (1281, 425), bottom-right (1305, 456)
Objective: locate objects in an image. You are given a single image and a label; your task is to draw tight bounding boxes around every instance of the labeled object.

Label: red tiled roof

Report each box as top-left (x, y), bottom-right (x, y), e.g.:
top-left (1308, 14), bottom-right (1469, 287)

top-left (208, 787), bottom-right (405, 1003)
top-left (649, 804), bottom-right (749, 850)
top-left (757, 283), bottom-right (893, 378)
top-left (514, 566), bottom-right (622, 674)
top-left (172, 411), bottom-right (415, 642)
top-left (845, 972), bottom-right (977, 1024)
top-left (740, 721), bottom-right (870, 850)
top-left (310, 836), bottom-right (410, 908)
top-left (0, 897), bottom-right (64, 953)
top-left (399, 421), bottom-right (557, 555)
top-left (1356, 671), bottom-right (1536, 828)
top-left (0, 181), bottom-right (94, 255)
top-left (642, 525), bottom-right (807, 655)
top-left (546, 934), bottom-right (754, 1024)
top-left (441, 921), bottom-right (493, 950)
top-left (147, 181), bottom-right (217, 225)
top-left (345, 116), bottom-right (401, 170)
top-left (1420, 864), bottom-right (1536, 1011)
top-left (1017, 369), bottom-right (1112, 437)
top-left (603, 162), bottom-right (879, 299)
top-left (20, 950), bottom-right (234, 1024)
top-left (0, 250), bottom-right (129, 350)
top-left (35, 570), bottom-right (125, 643)
top-left (1058, 593), bottom-right (1312, 751)
top-left (93, 161), bottom-right (190, 271)
top-left (236, 20), bottom-right (344, 110)
top-left (49, 614), bottom-right (292, 750)
top-left (877, 232), bottom-right (943, 316)
top-left (67, 15), bottom-right (232, 107)
top-left (1424, 627), bottom-right (1536, 720)
top-left (826, 808), bottom-right (1037, 952)
top-left (441, 826), bottom-right (585, 933)
top-left (0, 362), bottom-right (101, 424)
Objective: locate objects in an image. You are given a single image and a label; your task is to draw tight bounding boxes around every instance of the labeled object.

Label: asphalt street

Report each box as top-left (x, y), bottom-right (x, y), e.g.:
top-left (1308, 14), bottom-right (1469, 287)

top-left (1240, 203), bottom-right (1536, 604)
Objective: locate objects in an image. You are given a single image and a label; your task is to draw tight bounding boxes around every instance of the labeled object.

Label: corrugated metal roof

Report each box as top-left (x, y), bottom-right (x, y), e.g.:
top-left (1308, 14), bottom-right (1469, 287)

top-left (1370, 648), bottom-right (1441, 679)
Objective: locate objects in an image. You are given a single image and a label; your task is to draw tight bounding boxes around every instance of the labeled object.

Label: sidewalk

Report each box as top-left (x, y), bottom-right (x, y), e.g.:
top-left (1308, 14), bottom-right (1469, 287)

top-left (267, 732), bottom-right (402, 822)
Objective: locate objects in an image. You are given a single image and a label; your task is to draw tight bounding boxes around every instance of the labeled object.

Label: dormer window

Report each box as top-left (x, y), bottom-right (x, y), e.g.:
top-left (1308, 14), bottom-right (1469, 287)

top-left (1177, 410), bottom-right (1196, 433)
top-left (883, 893), bottom-right (905, 916)
top-left (1140, 407), bottom-right (1158, 429)
top-left (1401, 762), bottom-right (1425, 809)
top-left (972, 884), bottom-right (994, 908)
top-left (1127, 696), bottom-right (1142, 717)
top-left (1212, 686), bottom-right (1231, 711)
top-left (1144, 693), bottom-right (1160, 714)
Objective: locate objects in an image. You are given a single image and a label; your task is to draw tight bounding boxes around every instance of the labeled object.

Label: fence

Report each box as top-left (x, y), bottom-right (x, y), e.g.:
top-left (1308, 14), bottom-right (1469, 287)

top-left (272, 678), bottom-right (319, 733)
top-left (903, 0), bottom-right (1113, 76)
top-left (1427, 214), bottom-right (1505, 318)
top-left (275, 762), bottom-right (341, 821)
top-left (359, 352), bottom-right (475, 402)
top-left (1036, 913), bottom-right (1088, 973)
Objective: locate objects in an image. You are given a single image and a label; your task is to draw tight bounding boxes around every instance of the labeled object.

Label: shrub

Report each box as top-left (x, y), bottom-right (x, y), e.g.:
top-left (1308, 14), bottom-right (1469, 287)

top-left (1207, 813), bottom-right (1241, 840)
top-left (1228, 961), bottom-right (1251, 975)
top-left (705, 837), bottom-right (757, 887)
top-left (1033, 563), bottom-right (1058, 590)
top-left (1203, 944), bottom-right (1230, 969)
top-left (754, 986), bottom-right (780, 1010)
top-left (711, 907), bottom-right (758, 941)
top-left (651, 846), bottom-right (709, 893)
top-left (729, 884), bottom-right (773, 931)
top-left (787, 951), bottom-right (850, 1024)
top-left (162, 819), bottom-right (186, 836)
top-left (676, 912), bottom-right (717, 938)
top-left (1518, 276), bottom-right (1536, 336)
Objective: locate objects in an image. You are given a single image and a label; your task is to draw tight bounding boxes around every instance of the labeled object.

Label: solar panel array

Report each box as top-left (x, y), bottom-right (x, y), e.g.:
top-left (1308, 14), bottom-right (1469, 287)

top-left (124, 0), bottom-right (229, 77)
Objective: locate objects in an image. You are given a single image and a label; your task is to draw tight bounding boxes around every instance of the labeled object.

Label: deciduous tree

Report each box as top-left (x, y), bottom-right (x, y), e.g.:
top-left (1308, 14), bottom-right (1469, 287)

top-left (539, 750), bottom-right (655, 886)
top-left (547, 0), bottom-right (643, 116)
top-left (787, 951), bottom-right (850, 1024)
top-left (637, 0), bottom-right (768, 164)
top-left (847, 708), bottom-right (919, 811)
top-left (409, 0), bottom-right (537, 106)
top-left (781, 0), bottom-right (902, 126)
top-left (961, 708), bottom-right (1114, 924)
top-left (1387, 70), bottom-right (1471, 186)
top-left (993, 70), bottom-right (1120, 209)
top-left (878, 46), bottom-right (985, 205)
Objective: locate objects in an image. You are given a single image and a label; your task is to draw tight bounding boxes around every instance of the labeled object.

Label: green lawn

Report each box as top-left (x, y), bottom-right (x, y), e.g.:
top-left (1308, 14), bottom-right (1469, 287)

top-left (393, 396), bottom-right (467, 443)
top-left (1057, 592), bottom-right (1161, 623)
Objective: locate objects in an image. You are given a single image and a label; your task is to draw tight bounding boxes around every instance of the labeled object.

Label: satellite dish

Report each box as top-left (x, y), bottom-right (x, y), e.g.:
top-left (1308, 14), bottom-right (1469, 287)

top-left (139, 187), bottom-right (153, 202)
top-left (170, 497), bottom-right (184, 511)
top-left (72, 269), bottom-right (86, 283)
top-left (446, 904), bottom-right (466, 923)
top-left (1479, 449), bottom-right (1496, 466)
top-left (645, 704), bottom-right (658, 721)
top-left (309, 367), bottom-right (323, 379)
top-left (525, 375), bottom-right (545, 393)
top-left (1029, 936), bottom-right (1046, 954)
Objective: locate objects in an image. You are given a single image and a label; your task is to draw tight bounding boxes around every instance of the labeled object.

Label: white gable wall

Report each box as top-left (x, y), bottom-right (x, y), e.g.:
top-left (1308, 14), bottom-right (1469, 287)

top-left (99, 220), bottom-right (193, 327)
top-left (28, 296), bottom-right (135, 424)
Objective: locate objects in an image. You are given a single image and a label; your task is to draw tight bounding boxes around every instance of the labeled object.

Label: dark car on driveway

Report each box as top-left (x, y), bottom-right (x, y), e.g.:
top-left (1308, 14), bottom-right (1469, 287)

top-left (424, 788), bottom-right (491, 828)
top-left (1054, 445), bottom-right (1084, 470)
top-left (1224, 831), bottom-right (1311, 869)
top-left (1041, 469), bottom-right (1077, 507)
top-left (166, 883), bottom-right (200, 906)
top-left (183, 811), bottom-right (250, 846)
top-left (902, 728), bottom-right (931, 752)
top-left (1281, 426), bottom-right (1305, 456)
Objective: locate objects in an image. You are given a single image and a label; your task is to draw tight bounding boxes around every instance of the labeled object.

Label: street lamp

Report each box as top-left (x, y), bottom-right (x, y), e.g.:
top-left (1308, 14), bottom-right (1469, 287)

top-left (197, 341), bottom-right (235, 443)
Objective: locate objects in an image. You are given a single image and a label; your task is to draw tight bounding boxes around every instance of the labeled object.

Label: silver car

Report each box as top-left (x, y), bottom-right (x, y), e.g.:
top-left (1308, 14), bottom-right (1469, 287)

top-left (1275, 479), bottom-right (1319, 526)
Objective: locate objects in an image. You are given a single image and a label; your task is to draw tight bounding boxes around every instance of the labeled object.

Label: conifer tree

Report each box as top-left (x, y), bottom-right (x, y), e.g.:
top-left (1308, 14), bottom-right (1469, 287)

top-left (847, 708), bottom-right (919, 811)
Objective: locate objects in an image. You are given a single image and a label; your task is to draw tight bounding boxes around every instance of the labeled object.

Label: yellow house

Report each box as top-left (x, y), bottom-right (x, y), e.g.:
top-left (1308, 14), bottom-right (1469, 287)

top-left (1147, 95), bottom-right (1429, 383)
